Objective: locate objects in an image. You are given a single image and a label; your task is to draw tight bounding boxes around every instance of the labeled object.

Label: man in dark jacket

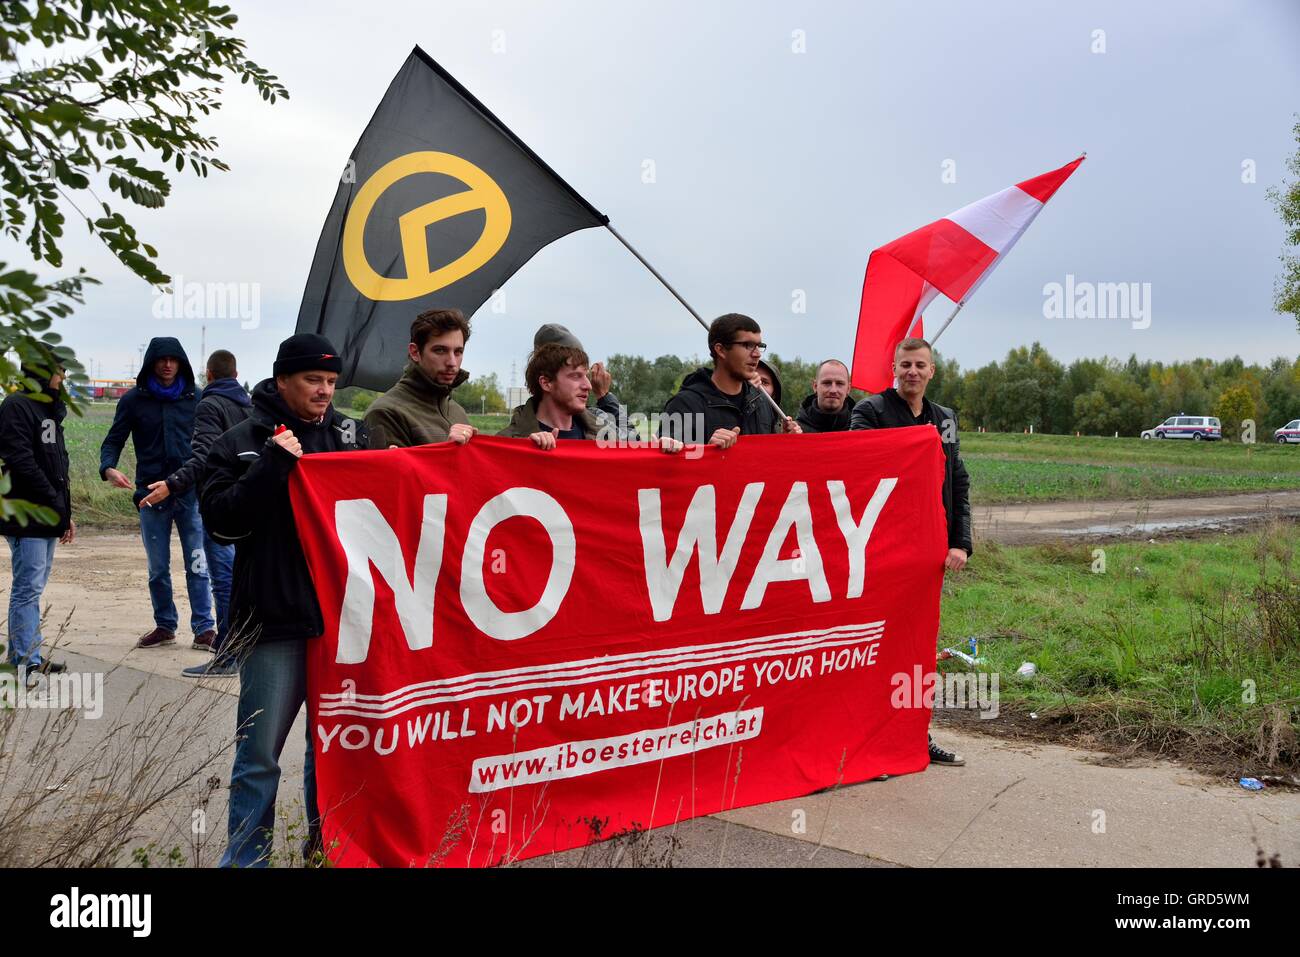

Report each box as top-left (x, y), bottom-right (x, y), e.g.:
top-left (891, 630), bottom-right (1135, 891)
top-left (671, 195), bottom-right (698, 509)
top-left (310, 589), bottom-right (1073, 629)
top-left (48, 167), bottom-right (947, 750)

top-left (661, 313), bottom-right (798, 447)
top-left (1, 362), bottom-right (74, 680)
top-left (99, 337), bottom-right (215, 650)
top-left (796, 359), bottom-right (854, 433)
top-left (138, 349), bottom-right (251, 678)
top-left (850, 337), bottom-right (972, 767)
top-left (201, 333), bottom-right (367, 868)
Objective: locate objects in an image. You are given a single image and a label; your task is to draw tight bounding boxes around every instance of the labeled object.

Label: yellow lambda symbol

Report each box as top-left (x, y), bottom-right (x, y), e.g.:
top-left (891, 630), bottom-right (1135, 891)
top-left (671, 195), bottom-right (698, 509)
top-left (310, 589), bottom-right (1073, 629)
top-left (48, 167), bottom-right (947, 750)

top-left (342, 151), bottom-right (512, 302)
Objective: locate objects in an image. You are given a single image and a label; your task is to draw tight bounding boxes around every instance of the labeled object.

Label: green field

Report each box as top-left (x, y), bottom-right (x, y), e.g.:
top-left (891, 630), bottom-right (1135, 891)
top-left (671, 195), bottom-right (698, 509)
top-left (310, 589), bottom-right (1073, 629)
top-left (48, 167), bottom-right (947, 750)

top-left (960, 432), bottom-right (1300, 503)
top-left (939, 522), bottom-right (1300, 775)
top-left (53, 405), bottom-right (1300, 527)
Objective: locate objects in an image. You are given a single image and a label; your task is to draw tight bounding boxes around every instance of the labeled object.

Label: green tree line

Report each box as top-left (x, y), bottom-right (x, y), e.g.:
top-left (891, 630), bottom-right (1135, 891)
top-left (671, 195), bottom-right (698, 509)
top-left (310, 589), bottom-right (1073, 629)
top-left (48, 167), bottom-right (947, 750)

top-left (598, 346), bottom-right (1300, 439)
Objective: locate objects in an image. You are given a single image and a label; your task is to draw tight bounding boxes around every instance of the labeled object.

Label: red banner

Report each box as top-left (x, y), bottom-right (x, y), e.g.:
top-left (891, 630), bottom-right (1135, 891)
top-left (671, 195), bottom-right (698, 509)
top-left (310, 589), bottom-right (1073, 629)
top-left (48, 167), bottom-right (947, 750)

top-left (289, 429), bottom-right (947, 866)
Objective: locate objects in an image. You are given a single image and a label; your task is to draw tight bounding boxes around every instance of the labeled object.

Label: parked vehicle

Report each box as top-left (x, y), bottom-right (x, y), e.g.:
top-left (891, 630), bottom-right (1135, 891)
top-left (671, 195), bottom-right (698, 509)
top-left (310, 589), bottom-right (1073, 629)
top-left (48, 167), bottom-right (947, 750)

top-left (1275, 419), bottom-right (1300, 444)
top-left (1140, 415), bottom-right (1221, 441)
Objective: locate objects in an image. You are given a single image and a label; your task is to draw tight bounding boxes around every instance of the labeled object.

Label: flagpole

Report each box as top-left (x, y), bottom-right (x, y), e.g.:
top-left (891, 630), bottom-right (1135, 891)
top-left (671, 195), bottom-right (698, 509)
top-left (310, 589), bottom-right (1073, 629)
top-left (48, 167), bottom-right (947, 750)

top-left (604, 223), bottom-right (791, 422)
top-left (927, 300), bottom-right (965, 346)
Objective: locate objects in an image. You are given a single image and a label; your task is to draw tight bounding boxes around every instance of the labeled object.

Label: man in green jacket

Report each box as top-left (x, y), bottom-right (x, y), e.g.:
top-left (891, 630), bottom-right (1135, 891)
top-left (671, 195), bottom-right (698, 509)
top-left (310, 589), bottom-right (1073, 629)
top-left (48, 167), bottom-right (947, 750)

top-left (498, 343), bottom-right (603, 448)
top-left (365, 308), bottom-right (477, 448)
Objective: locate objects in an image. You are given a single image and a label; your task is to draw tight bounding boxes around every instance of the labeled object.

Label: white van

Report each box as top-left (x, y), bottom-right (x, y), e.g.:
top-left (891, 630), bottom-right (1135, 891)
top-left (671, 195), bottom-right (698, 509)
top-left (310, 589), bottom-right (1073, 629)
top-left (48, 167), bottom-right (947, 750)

top-left (1140, 415), bottom-right (1222, 441)
top-left (1275, 420), bottom-right (1300, 444)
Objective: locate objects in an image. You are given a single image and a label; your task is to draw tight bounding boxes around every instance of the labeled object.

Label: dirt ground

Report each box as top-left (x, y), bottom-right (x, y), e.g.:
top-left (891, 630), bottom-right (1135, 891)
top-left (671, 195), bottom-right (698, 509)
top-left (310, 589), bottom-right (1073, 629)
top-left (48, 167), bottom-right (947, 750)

top-left (975, 488), bottom-right (1300, 544)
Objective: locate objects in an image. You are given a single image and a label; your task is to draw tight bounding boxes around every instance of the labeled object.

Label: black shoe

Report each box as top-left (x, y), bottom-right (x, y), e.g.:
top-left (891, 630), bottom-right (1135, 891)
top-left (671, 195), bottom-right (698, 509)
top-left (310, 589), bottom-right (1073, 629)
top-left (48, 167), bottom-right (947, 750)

top-left (21, 659), bottom-right (67, 675)
top-left (928, 738), bottom-right (965, 766)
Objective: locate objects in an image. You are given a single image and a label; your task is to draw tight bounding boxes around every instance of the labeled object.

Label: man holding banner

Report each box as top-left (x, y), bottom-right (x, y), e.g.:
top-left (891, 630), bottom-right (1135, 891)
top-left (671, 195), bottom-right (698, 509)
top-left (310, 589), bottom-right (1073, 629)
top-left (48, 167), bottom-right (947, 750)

top-left (661, 313), bottom-right (798, 447)
top-left (851, 336), bottom-right (972, 767)
top-left (364, 309), bottom-right (477, 449)
top-left (200, 334), bottom-right (369, 866)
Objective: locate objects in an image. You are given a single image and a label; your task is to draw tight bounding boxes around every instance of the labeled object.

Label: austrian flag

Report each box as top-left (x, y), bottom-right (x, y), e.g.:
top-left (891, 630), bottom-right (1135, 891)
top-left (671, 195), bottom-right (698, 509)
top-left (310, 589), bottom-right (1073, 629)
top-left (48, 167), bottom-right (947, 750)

top-left (850, 156), bottom-right (1084, 393)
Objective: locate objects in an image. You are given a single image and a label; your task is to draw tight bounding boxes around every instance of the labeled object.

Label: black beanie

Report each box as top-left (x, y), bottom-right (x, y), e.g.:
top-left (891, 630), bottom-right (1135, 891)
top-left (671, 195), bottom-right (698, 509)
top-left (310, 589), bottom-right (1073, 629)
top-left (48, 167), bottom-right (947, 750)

top-left (273, 333), bottom-right (343, 377)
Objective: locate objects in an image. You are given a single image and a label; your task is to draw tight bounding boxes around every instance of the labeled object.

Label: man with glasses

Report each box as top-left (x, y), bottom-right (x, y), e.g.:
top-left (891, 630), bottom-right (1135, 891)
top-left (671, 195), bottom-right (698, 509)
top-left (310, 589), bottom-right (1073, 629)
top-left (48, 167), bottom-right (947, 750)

top-left (661, 313), bottom-right (798, 447)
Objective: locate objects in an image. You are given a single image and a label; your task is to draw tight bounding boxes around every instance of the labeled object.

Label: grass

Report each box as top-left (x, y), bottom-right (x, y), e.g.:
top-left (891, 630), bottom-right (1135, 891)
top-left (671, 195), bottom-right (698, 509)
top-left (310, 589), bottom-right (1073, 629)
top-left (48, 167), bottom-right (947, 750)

top-left (960, 432), bottom-right (1300, 504)
top-left (939, 521), bottom-right (1300, 776)
top-left (65, 402), bottom-right (137, 527)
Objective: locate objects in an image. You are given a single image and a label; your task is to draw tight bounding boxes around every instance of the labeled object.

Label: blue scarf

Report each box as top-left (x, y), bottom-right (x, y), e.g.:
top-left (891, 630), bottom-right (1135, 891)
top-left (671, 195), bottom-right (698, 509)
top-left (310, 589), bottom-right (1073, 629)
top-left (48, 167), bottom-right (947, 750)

top-left (146, 374), bottom-right (186, 401)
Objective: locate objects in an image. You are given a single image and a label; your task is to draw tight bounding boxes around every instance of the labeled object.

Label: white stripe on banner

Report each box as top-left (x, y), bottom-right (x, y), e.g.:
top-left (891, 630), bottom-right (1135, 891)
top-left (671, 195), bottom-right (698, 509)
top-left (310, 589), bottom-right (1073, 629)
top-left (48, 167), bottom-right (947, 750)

top-left (944, 184), bottom-right (1043, 254)
top-left (317, 621), bottom-right (886, 720)
top-left (320, 619), bottom-right (882, 701)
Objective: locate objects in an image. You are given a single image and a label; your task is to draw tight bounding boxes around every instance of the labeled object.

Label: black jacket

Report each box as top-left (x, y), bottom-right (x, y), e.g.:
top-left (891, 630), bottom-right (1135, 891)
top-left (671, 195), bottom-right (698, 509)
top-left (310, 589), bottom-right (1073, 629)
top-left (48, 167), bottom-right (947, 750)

top-left (165, 378), bottom-right (252, 497)
top-left (795, 393), bottom-right (853, 433)
top-left (99, 336), bottom-right (198, 503)
top-left (850, 389), bottom-right (973, 555)
top-left (0, 384), bottom-right (71, 538)
top-left (200, 379), bottom-right (367, 645)
top-left (661, 367), bottom-right (782, 443)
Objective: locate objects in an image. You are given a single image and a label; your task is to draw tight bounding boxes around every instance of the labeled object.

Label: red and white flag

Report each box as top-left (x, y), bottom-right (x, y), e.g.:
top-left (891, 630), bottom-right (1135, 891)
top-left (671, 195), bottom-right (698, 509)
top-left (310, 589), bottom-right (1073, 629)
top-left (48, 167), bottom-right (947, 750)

top-left (850, 156), bottom-right (1084, 392)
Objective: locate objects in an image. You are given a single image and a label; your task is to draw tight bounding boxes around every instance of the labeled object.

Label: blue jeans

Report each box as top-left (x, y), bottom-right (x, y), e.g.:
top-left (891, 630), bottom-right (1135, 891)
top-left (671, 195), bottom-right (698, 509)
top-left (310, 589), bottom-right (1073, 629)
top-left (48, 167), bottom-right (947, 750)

top-left (138, 490), bottom-right (215, 635)
top-left (5, 536), bottom-right (57, 668)
top-left (221, 638), bottom-right (318, 868)
top-left (204, 532), bottom-right (234, 656)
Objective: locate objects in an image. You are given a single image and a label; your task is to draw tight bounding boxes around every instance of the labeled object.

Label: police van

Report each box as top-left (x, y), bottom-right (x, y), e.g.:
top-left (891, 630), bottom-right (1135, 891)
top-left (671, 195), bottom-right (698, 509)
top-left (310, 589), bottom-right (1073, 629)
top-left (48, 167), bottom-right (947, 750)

top-left (1140, 415), bottom-right (1222, 441)
top-left (1275, 419), bottom-right (1300, 444)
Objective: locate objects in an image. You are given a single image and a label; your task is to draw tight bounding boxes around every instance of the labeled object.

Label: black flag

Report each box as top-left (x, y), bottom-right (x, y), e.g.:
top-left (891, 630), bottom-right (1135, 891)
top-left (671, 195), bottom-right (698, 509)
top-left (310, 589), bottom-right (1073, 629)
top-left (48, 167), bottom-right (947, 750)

top-left (295, 47), bottom-right (608, 390)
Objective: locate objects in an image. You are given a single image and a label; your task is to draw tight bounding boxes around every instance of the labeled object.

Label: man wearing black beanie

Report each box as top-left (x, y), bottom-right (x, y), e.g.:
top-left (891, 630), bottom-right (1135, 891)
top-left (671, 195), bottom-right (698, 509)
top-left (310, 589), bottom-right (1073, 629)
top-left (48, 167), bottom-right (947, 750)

top-left (200, 332), bottom-right (368, 867)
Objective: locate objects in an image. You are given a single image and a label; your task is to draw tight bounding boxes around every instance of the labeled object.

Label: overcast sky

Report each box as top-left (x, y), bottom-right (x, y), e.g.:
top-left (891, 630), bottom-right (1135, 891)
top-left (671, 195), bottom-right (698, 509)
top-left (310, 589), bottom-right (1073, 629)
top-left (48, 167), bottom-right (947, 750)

top-left (11, 0), bottom-right (1300, 391)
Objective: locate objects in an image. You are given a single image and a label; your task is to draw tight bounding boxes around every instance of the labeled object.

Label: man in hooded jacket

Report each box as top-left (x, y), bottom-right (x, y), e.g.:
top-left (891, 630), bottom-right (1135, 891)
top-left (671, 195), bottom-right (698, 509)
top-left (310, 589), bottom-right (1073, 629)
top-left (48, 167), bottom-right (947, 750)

top-left (99, 337), bottom-right (215, 650)
top-left (201, 333), bottom-right (367, 867)
top-left (661, 313), bottom-right (798, 447)
top-left (137, 349), bottom-right (252, 677)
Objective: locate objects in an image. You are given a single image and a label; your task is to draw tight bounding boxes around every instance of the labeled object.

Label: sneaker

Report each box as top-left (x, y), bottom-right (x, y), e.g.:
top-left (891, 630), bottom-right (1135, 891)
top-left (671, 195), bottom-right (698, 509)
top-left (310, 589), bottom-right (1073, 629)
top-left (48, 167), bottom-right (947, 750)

top-left (928, 738), bottom-right (966, 767)
top-left (20, 659), bottom-right (68, 685)
top-left (192, 630), bottom-right (218, 652)
top-left (136, 627), bottom-right (176, 649)
top-left (181, 658), bottom-right (239, 679)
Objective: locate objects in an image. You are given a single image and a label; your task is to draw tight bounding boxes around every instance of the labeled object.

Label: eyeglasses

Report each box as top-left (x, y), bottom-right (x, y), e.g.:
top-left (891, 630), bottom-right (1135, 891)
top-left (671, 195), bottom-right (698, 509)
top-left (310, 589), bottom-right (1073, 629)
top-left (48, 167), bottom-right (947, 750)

top-left (727, 340), bottom-right (767, 354)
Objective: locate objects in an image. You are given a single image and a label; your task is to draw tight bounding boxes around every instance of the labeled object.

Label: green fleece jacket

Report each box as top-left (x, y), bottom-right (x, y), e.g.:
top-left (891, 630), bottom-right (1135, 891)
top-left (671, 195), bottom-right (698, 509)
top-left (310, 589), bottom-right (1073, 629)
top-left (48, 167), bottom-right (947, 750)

top-left (365, 365), bottom-right (471, 448)
top-left (497, 398), bottom-right (601, 439)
